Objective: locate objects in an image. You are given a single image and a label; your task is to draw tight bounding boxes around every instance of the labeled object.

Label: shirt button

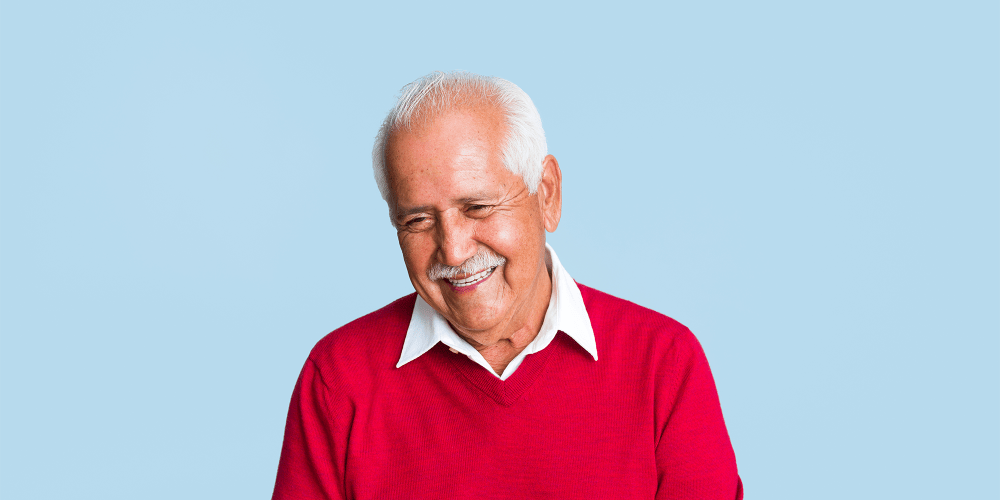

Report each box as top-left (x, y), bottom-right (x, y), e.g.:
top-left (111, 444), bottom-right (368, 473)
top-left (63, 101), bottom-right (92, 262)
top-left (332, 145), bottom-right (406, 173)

top-left (448, 347), bottom-right (459, 354)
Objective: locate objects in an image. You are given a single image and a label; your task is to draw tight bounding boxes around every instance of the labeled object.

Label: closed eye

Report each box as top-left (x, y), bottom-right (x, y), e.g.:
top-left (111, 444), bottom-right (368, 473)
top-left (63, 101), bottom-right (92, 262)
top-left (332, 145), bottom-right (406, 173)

top-left (399, 215), bottom-right (432, 231)
top-left (465, 205), bottom-right (493, 218)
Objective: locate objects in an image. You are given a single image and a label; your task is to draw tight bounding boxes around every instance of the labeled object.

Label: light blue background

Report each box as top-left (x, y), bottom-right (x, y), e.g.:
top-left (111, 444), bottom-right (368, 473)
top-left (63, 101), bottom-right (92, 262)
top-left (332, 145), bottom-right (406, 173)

top-left (1, 1), bottom-right (997, 498)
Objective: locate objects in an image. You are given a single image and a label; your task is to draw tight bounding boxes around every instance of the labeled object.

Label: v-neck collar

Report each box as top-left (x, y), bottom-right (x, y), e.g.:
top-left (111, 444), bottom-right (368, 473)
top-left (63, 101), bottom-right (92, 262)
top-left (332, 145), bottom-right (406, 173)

top-left (435, 335), bottom-right (561, 407)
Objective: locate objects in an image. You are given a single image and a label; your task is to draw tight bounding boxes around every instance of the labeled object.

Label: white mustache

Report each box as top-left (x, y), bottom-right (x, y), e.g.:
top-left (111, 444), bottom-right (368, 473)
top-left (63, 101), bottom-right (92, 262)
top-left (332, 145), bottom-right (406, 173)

top-left (427, 248), bottom-right (506, 281)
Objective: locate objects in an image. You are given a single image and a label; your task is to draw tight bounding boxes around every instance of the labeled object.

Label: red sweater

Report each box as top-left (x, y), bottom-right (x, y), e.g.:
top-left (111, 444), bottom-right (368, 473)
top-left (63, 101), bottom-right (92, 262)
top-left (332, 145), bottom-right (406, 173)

top-left (273, 284), bottom-right (742, 499)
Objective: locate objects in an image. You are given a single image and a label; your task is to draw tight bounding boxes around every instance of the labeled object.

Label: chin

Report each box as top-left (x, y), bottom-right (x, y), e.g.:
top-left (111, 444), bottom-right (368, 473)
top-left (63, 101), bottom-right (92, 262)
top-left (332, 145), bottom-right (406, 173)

top-left (448, 310), bottom-right (503, 335)
top-left (419, 276), bottom-right (514, 335)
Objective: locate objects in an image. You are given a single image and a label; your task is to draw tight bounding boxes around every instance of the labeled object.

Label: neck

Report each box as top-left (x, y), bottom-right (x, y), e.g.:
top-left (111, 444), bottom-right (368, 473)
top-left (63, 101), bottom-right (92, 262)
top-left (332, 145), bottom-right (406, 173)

top-left (458, 262), bottom-right (553, 376)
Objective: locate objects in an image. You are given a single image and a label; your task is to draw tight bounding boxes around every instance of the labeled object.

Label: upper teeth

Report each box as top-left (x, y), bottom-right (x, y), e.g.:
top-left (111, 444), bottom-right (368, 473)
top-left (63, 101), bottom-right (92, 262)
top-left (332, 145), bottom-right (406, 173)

top-left (447, 267), bottom-right (495, 287)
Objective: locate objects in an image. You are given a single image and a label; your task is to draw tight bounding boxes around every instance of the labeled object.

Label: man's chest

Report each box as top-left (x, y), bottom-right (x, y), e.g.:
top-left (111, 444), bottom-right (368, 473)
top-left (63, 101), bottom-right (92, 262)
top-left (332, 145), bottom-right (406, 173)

top-left (339, 349), bottom-right (660, 499)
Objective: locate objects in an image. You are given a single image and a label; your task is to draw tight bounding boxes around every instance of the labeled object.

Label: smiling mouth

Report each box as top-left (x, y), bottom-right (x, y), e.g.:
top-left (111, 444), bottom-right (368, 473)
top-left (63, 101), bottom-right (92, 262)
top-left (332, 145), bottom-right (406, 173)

top-left (446, 266), bottom-right (498, 288)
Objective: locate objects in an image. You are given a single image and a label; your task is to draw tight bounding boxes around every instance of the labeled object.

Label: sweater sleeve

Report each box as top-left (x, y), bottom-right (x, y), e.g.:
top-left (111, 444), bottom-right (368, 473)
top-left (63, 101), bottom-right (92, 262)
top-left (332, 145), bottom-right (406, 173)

top-left (654, 329), bottom-right (743, 500)
top-left (272, 358), bottom-right (353, 500)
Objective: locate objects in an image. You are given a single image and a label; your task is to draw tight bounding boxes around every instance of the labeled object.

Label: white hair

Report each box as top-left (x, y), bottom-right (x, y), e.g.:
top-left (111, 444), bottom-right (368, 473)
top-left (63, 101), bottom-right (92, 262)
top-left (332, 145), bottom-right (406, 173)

top-left (371, 71), bottom-right (548, 202)
top-left (427, 246), bottom-right (507, 281)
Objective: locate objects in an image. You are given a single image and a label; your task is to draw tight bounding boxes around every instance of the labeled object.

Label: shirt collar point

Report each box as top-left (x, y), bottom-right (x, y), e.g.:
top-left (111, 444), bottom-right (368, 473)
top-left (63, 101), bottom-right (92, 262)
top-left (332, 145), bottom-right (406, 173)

top-left (399, 245), bottom-right (597, 371)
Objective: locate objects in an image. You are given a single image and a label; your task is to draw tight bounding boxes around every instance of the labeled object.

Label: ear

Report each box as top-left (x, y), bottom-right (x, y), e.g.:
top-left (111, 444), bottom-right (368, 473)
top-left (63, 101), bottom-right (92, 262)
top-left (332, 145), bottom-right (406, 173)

top-left (536, 154), bottom-right (562, 233)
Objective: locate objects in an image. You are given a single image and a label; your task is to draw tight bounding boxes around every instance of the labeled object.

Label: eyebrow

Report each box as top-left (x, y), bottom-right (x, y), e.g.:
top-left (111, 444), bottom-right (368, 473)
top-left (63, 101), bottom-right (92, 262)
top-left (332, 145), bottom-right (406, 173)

top-left (396, 205), bottom-right (434, 218)
top-left (454, 188), bottom-right (501, 204)
top-left (394, 192), bottom-right (499, 218)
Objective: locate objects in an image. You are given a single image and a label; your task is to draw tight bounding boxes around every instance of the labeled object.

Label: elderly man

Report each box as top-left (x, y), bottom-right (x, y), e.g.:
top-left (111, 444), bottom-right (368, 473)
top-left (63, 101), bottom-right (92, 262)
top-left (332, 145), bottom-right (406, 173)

top-left (272, 72), bottom-right (742, 499)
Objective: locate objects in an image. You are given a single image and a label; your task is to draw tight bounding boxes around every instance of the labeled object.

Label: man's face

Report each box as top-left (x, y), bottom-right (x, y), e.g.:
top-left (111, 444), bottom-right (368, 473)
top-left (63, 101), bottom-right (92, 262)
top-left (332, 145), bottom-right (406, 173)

top-left (385, 107), bottom-right (560, 346)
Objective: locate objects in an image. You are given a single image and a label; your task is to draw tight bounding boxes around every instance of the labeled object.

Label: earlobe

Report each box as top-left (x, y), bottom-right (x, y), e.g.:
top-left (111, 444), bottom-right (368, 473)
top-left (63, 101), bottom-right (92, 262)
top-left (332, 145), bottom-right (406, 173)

top-left (538, 155), bottom-right (563, 233)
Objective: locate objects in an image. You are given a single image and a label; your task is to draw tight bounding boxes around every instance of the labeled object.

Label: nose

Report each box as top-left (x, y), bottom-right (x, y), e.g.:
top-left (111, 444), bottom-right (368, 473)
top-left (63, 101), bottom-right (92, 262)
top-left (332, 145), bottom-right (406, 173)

top-left (436, 209), bottom-right (477, 267)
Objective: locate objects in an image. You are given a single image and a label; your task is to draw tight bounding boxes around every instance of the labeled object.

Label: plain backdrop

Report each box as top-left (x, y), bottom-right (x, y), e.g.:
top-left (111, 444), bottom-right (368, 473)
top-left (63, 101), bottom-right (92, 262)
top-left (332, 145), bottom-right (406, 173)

top-left (1, 1), bottom-right (997, 499)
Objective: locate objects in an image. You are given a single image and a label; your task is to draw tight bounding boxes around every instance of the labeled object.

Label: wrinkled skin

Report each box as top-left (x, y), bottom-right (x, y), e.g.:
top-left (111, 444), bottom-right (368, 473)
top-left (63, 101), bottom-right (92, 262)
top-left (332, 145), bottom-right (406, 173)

top-left (385, 106), bottom-right (562, 374)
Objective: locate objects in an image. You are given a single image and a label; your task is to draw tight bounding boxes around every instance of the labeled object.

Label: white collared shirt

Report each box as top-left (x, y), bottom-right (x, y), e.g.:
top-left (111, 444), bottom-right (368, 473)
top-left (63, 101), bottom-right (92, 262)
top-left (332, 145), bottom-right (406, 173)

top-left (396, 244), bottom-right (597, 380)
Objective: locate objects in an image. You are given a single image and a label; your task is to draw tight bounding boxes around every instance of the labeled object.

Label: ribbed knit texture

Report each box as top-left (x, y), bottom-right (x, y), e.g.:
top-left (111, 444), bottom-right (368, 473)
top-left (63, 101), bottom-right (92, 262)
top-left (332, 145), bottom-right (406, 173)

top-left (273, 284), bottom-right (743, 500)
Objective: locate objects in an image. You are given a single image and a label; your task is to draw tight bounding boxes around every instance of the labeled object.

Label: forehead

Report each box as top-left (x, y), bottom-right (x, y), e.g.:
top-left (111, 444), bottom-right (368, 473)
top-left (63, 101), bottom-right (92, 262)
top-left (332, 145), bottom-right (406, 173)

top-left (389, 105), bottom-right (506, 159)
top-left (386, 109), bottom-right (516, 207)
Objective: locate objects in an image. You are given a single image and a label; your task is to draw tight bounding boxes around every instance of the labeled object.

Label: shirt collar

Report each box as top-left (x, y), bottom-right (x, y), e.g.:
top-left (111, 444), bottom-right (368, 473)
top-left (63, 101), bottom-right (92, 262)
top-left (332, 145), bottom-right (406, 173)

top-left (396, 244), bottom-right (597, 371)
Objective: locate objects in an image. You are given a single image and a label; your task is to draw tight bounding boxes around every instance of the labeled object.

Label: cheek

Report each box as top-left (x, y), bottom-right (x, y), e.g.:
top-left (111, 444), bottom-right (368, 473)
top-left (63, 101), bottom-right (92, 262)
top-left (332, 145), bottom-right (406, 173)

top-left (477, 215), bottom-right (545, 273)
top-left (398, 234), bottom-right (436, 280)
top-left (475, 218), bottom-right (520, 255)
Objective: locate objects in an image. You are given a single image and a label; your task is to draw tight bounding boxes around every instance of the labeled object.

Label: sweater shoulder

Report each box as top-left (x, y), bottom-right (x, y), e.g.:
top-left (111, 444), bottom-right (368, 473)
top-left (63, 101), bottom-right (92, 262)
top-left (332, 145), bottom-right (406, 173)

top-left (576, 283), bottom-right (702, 357)
top-left (306, 293), bottom-right (416, 380)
